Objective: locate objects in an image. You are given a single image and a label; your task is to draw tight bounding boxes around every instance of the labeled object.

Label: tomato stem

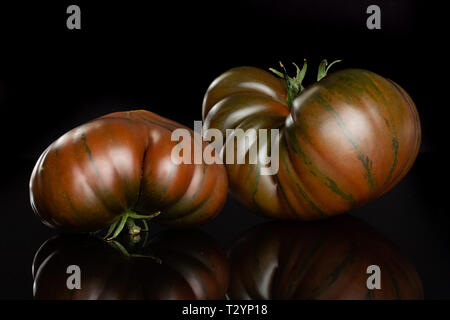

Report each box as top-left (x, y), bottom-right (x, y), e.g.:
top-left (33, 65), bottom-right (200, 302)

top-left (141, 219), bottom-right (149, 232)
top-left (104, 219), bottom-right (119, 238)
top-left (126, 218), bottom-right (141, 235)
top-left (270, 59), bottom-right (342, 108)
top-left (317, 59), bottom-right (342, 81)
top-left (105, 210), bottom-right (161, 241)
top-left (270, 60), bottom-right (307, 108)
top-left (128, 211), bottom-right (161, 219)
top-left (106, 214), bottom-right (129, 240)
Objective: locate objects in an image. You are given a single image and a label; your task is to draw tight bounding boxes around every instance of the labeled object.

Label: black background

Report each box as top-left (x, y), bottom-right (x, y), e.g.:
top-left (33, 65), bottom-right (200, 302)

top-left (0, 0), bottom-right (448, 300)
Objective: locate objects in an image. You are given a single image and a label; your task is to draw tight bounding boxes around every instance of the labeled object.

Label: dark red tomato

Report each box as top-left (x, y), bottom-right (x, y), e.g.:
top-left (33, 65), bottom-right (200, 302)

top-left (30, 110), bottom-right (228, 238)
top-left (228, 215), bottom-right (423, 300)
top-left (32, 230), bottom-right (229, 299)
top-left (203, 65), bottom-right (421, 220)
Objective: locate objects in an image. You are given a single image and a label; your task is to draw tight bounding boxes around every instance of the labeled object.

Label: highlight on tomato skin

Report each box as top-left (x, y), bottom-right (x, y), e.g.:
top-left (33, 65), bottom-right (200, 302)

top-left (32, 230), bottom-right (230, 300)
top-left (202, 61), bottom-right (421, 221)
top-left (29, 109), bottom-right (228, 239)
top-left (227, 214), bottom-right (423, 300)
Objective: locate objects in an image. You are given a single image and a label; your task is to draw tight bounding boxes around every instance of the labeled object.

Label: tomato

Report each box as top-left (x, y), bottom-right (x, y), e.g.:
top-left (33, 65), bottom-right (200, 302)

top-left (30, 110), bottom-right (228, 238)
top-left (228, 215), bottom-right (423, 299)
top-left (32, 230), bottom-right (229, 299)
top-left (202, 62), bottom-right (421, 220)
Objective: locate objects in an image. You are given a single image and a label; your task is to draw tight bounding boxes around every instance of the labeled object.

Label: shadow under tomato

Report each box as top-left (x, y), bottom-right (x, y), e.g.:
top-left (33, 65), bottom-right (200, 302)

top-left (32, 229), bottom-right (229, 300)
top-left (228, 214), bottom-right (423, 300)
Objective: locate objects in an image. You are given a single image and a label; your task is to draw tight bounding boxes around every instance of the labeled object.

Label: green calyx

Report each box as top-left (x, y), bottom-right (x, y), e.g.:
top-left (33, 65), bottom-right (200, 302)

top-left (317, 59), bottom-right (342, 81)
top-left (270, 60), bottom-right (307, 109)
top-left (103, 210), bottom-right (161, 241)
top-left (270, 59), bottom-right (342, 108)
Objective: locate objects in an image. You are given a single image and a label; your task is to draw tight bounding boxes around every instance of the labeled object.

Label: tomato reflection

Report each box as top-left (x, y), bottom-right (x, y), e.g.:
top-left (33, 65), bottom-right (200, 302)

top-left (228, 215), bottom-right (423, 300)
top-left (32, 230), bottom-right (229, 300)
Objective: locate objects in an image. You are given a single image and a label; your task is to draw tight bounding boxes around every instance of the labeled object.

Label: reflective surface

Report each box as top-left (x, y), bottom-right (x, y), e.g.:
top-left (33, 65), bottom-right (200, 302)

top-left (0, 153), bottom-right (448, 299)
top-left (229, 216), bottom-right (423, 299)
top-left (31, 216), bottom-right (424, 300)
top-left (32, 230), bottom-right (229, 299)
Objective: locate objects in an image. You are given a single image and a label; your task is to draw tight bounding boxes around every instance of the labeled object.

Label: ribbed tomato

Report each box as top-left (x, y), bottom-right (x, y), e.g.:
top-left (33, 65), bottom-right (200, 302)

top-left (228, 215), bottom-right (423, 300)
top-left (33, 230), bottom-right (230, 299)
top-left (30, 110), bottom-right (228, 238)
top-left (203, 62), bottom-right (421, 220)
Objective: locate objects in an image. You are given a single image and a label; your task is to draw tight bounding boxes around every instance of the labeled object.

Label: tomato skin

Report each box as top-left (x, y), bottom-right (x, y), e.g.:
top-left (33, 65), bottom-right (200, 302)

top-left (30, 110), bottom-right (228, 232)
top-left (203, 67), bottom-right (421, 220)
top-left (33, 230), bottom-right (230, 300)
top-left (228, 215), bottom-right (423, 300)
